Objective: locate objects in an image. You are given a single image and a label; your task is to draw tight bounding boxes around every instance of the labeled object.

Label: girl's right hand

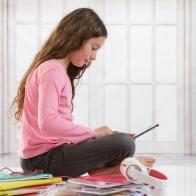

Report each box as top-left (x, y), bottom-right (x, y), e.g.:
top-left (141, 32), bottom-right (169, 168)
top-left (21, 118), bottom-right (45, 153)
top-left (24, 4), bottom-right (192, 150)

top-left (94, 126), bottom-right (113, 138)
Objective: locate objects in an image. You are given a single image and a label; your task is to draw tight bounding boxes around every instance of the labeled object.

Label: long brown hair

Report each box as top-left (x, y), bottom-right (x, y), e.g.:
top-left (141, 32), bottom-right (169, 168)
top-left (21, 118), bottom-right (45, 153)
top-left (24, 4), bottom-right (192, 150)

top-left (11, 8), bottom-right (107, 121)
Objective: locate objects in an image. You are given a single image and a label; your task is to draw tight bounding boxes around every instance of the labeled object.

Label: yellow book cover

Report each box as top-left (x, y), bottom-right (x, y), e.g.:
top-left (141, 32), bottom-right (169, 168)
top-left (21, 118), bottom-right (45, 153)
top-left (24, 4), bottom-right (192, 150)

top-left (0, 177), bottom-right (62, 191)
top-left (0, 189), bottom-right (39, 195)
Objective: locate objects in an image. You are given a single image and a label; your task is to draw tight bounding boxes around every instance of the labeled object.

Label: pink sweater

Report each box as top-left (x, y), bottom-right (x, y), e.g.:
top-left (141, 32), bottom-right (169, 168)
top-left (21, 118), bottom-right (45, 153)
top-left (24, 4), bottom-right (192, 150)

top-left (19, 59), bottom-right (95, 159)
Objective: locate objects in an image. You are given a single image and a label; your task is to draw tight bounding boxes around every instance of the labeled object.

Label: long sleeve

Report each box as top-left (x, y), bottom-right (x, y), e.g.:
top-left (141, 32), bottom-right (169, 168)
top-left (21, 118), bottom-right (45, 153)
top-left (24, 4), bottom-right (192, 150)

top-left (19, 60), bottom-right (96, 158)
top-left (38, 68), bottom-right (95, 143)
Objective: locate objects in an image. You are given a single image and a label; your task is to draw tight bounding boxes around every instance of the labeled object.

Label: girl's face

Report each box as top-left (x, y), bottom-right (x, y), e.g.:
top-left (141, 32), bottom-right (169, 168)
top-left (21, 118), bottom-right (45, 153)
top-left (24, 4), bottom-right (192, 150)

top-left (68, 36), bottom-right (106, 67)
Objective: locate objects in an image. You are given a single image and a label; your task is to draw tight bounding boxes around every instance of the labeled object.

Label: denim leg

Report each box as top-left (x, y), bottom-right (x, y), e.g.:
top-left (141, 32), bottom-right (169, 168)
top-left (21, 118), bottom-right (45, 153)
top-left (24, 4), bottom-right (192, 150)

top-left (21, 133), bottom-right (135, 177)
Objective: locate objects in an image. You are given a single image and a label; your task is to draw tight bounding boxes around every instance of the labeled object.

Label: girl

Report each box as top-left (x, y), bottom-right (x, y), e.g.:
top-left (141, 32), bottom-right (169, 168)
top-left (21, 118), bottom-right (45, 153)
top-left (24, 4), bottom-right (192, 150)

top-left (11, 8), bottom-right (155, 177)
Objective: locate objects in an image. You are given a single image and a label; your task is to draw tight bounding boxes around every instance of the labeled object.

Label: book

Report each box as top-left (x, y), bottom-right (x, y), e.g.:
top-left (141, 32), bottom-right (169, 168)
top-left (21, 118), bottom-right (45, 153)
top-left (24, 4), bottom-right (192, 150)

top-left (0, 170), bottom-right (53, 182)
top-left (59, 185), bottom-right (139, 195)
top-left (0, 188), bottom-right (39, 195)
top-left (47, 181), bottom-right (150, 195)
top-left (67, 178), bottom-right (131, 189)
top-left (0, 184), bottom-right (53, 195)
top-left (0, 177), bottom-right (62, 191)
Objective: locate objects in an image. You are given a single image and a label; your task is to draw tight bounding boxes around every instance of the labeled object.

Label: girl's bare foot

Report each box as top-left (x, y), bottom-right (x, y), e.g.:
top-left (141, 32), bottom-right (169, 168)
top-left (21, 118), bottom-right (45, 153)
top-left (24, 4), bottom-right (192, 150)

top-left (135, 156), bottom-right (156, 168)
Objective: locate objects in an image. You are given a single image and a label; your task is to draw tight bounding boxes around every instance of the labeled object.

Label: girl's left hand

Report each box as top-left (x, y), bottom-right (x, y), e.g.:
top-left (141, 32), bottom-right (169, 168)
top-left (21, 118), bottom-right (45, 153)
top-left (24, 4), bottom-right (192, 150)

top-left (126, 133), bottom-right (135, 139)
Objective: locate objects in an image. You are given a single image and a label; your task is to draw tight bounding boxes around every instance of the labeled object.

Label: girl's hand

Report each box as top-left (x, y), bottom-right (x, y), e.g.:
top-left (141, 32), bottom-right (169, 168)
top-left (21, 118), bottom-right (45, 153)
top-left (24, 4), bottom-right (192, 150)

top-left (113, 131), bottom-right (135, 139)
top-left (126, 133), bottom-right (135, 139)
top-left (94, 126), bottom-right (113, 137)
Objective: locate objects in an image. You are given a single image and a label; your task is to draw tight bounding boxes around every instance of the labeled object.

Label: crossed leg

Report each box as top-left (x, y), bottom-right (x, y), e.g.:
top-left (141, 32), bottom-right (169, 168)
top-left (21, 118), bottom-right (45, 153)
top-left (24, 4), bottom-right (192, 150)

top-left (89, 156), bottom-right (156, 176)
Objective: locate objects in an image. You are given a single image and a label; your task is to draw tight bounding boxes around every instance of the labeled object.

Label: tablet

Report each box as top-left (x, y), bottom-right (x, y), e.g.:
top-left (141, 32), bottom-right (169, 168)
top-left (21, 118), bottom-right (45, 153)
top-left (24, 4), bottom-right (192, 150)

top-left (133, 124), bottom-right (159, 139)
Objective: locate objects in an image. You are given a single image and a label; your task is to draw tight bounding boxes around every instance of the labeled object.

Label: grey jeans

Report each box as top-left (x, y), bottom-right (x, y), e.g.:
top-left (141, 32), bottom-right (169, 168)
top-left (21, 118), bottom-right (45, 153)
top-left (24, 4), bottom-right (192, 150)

top-left (20, 132), bottom-right (135, 178)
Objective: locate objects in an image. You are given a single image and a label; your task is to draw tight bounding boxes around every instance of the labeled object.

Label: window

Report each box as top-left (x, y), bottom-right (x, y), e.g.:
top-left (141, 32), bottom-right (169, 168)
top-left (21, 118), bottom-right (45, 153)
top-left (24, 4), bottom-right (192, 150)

top-left (1, 0), bottom-right (191, 153)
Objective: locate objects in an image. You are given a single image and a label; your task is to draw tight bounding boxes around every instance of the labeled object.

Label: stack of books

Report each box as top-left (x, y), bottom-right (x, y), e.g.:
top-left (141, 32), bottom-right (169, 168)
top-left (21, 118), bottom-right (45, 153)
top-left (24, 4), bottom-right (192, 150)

top-left (0, 167), bottom-right (62, 195)
top-left (63, 177), bottom-right (149, 195)
top-left (40, 167), bottom-right (151, 195)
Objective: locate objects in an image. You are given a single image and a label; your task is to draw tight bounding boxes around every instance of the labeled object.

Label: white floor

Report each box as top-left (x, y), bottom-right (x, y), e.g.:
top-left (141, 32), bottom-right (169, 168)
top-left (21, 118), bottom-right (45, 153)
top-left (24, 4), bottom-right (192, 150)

top-left (152, 154), bottom-right (196, 196)
top-left (0, 153), bottom-right (196, 196)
